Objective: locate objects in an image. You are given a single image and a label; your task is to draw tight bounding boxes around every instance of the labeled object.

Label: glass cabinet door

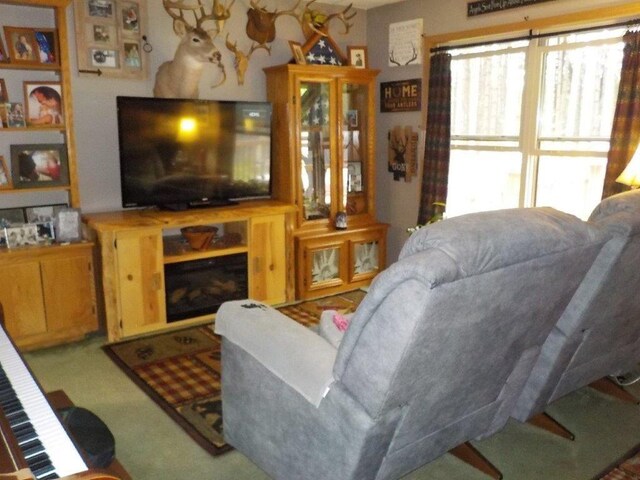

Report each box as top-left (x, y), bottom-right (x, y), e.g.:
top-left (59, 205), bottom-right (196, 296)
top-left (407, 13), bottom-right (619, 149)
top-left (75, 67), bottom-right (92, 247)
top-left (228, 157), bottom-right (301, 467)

top-left (299, 80), bottom-right (333, 222)
top-left (341, 81), bottom-right (370, 217)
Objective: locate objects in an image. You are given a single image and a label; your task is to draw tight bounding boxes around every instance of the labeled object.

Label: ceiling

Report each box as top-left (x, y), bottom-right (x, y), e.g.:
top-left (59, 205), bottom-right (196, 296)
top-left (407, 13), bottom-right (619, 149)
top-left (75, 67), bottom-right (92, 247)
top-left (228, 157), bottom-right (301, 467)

top-left (320, 0), bottom-right (405, 10)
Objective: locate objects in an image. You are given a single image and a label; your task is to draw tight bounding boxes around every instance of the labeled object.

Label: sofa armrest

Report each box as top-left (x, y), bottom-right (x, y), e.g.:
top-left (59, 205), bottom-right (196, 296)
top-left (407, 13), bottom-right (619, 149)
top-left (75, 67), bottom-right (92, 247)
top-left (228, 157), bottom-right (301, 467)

top-left (214, 300), bottom-right (337, 407)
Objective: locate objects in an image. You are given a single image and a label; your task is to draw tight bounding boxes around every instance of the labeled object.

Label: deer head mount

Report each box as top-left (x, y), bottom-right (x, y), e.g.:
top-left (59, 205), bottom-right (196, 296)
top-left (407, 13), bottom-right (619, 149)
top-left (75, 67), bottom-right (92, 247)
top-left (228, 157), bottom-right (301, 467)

top-left (300, 0), bottom-right (356, 39)
top-left (154, 0), bottom-right (227, 98)
top-left (225, 34), bottom-right (270, 85)
top-left (246, 0), bottom-right (300, 45)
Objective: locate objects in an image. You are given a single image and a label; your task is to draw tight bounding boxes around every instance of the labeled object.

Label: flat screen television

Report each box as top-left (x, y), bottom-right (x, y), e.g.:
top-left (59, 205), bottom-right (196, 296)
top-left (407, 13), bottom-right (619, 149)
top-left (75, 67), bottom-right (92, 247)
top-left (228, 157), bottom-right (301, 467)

top-left (116, 96), bottom-right (272, 210)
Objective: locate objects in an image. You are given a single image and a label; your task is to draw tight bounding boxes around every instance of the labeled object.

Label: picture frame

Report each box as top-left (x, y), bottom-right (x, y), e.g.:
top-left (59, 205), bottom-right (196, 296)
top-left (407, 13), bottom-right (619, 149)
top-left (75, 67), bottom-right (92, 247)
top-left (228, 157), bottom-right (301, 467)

top-left (5, 224), bottom-right (38, 249)
top-left (23, 81), bottom-right (64, 127)
top-left (74, 0), bottom-right (148, 80)
top-left (10, 143), bottom-right (70, 188)
top-left (0, 208), bottom-right (25, 227)
top-left (0, 36), bottom-right (8, 63)
top-left (25, 203), bottom-right (68, 223)
top-left (34, 28), bottom-right (60, 66)
top-left (0, 156), bottom-right (11, 189)
top-left (35, 221), bottom-right (56, 244)
top-left (3, 27), bottom-right (40, 65)
top-left (346, 109), bottom-right (359, 128)
top-left (4, 102), bottom-right (26, 128)
top-left (0, 79), bottom-right (7, 102)
top-left (289, 40), bottom-right (306, 65)
top-left (347, 46), bottom-right (368, 69)
top-left (55, 208), bottom-right (83, 242)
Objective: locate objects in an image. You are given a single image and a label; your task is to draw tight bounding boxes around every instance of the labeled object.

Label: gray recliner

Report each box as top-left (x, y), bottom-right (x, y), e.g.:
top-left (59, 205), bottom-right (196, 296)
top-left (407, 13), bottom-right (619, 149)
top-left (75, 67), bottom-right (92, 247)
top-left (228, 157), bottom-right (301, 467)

top-left (215, 207), bottom-right (607, 480)
top-left (512, 189), bottom-right (640, 424)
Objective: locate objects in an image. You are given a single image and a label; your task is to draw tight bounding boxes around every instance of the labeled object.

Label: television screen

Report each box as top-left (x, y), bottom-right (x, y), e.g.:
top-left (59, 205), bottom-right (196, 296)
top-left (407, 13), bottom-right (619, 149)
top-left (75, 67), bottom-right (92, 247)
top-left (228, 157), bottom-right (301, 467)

top-left (117, 96), bottom-right (272, 209)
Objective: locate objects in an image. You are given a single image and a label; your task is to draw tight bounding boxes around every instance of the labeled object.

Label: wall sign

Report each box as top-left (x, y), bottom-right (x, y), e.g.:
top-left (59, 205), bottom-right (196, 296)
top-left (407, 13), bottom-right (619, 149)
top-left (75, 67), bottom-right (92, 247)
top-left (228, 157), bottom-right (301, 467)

top-left (468, 0), bottom-right (556, 17)
top-left (380, 79), bottom-right (422, 113)
top-left (388, 126), bottom-right (418, 182)
top-left (388, 19), bottom-right (422, 66)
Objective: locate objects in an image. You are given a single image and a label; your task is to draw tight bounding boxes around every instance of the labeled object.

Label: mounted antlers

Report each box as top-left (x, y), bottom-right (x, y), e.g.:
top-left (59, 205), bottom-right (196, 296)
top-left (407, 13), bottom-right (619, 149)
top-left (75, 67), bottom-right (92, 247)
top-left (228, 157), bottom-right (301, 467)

top-left (225, 34), bottom-right (270, 85)
top-left (154, 0), bottom-right (226, 98)
top-left (300, 0), bottom-right (356, 39)
top-left (246, 0), bottom-right (300, 45)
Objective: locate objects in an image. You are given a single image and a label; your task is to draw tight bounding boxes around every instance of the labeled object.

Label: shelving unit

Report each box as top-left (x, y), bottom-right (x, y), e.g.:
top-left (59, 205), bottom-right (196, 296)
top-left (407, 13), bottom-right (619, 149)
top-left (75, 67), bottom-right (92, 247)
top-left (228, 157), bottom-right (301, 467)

top-left (0, 0), bottom-right (98, 350)
top-left (84, 202), bottom-right (296, 342)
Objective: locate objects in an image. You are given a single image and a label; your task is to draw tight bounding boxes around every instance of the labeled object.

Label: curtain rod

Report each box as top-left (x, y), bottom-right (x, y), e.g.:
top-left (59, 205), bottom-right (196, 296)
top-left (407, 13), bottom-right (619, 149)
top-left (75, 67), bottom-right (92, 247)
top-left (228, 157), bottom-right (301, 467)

top-left (430, 17), bottom-right (640, 53)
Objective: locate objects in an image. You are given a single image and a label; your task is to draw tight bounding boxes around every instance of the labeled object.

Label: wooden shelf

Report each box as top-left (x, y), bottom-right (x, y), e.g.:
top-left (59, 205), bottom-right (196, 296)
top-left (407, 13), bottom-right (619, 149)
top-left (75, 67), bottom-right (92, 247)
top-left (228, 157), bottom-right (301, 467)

top-left (0, 61), bottom-right (61, 72)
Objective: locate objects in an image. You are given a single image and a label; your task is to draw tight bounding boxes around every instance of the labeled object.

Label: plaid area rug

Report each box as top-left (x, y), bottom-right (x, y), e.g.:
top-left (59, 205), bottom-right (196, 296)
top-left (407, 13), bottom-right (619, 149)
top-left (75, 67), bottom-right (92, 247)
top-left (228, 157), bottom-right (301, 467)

top-left (102, 290), bottom-right (366, 455)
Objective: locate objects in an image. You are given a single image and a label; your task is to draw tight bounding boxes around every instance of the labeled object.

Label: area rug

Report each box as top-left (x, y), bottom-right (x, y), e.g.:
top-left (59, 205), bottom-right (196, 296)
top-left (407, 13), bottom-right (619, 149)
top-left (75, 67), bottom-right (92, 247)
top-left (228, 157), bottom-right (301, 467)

top-left (597, 445), bottom-right (640, 479)
top-left (102, 290), bottom-right (366, 456)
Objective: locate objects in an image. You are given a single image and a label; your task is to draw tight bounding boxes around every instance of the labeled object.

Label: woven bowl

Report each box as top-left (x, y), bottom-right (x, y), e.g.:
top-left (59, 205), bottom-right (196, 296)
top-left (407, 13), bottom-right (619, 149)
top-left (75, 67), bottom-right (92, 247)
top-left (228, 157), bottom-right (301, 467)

top-left (180, 225), bottom-right (218, 251)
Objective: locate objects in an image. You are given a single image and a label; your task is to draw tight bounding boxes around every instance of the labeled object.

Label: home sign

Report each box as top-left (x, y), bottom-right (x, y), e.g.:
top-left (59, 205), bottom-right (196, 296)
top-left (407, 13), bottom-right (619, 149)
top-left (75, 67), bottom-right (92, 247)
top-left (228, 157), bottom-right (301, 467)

top-left (380, 79), bottom-right (422, 113)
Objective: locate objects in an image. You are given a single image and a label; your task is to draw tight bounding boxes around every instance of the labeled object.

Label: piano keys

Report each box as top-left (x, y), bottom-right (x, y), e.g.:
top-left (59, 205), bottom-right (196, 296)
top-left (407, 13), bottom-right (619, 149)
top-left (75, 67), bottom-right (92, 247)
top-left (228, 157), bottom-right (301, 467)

top-left (0, 325), bottom-right (87, 479)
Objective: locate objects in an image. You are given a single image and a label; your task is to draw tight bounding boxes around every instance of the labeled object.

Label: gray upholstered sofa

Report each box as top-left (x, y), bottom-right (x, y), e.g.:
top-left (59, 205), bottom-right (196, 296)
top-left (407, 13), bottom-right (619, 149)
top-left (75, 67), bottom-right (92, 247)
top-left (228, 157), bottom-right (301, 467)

top-left (512, 189), bottom-right (640, 426)
top-left (214, 206), bottom-right (611, 480)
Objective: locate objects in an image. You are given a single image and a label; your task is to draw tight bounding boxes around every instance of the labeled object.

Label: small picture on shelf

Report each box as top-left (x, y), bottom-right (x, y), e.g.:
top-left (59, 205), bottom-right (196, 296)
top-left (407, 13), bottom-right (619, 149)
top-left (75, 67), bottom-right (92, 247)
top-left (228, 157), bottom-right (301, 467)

top-left (34, 29), bottom-right (59, 66)
top-left (24, 82), bottom-right (64, 127)
top-left (87, 0), bottom-right (115, 18)
top-left (0, 36), bottom-right (8, 63)
top-left (55, 208), bottom-right (83, 242)
top-left (25, 203), bottom-right (68, 223)
top-left (4, 102), bottom-right (26, 128)
top-left (35, 221), bottom-right (56, 244)
top-left (3, 27), bottom-right (40, 65)
top-left (5, 224), bottom-right (38, 249)
top-left (347, 46), bottom-right (368, 69)
top-left (10, 143), bottom-right (70, 188)
top-left (0, 79), bottom-right (7, 102)
top-left (0, 156), bottom-right (11, 189)
top-left (0, 208), bottom-right (25, 248)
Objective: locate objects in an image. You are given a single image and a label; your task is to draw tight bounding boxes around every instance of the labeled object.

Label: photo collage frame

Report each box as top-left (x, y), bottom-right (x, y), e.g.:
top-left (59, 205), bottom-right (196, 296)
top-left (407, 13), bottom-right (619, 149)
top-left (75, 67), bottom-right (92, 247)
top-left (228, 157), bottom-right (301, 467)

top-left (73, 0), bottom-right (148, 80)
top-left (0, 203), bottom-right (71, 248)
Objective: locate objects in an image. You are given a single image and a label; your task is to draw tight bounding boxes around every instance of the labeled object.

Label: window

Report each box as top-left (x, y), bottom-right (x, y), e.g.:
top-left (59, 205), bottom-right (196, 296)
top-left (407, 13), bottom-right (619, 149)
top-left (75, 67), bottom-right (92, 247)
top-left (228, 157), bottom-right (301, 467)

top-left (446, 27), bottom-right (625, 219)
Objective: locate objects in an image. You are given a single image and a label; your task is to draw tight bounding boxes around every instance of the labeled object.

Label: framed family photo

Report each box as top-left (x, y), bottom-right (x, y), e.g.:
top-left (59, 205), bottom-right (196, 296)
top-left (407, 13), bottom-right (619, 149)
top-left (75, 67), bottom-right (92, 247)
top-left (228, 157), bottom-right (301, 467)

top-left (0, 36), bottom-right (7, 63)
top-left (0, 156), bottom-right (11, 189)
top-left (3, 27), bottom-right (40, 65)
top-left (23, 81), bottom-right (64, 127)
top-left (25, 203), bottom-right (68, 223)
top-left (10, 143), bottom-right (70, 188)
top-left (347, 46), bottom-right (368, 69)
top-left (34, 28), bottom-right (60, 66)
top-left (5, 224), bottom-right (38, 248)
top-left (289, 40), bottom-right (306, 65)
top-left (0, 79), bottom-right (7, 102)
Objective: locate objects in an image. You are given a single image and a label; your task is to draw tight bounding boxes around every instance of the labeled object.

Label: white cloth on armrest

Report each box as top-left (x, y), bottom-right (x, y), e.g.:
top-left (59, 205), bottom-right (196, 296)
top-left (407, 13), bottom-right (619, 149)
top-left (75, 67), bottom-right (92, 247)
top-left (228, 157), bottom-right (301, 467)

top-left (214, 300), bottom-right (337, 407)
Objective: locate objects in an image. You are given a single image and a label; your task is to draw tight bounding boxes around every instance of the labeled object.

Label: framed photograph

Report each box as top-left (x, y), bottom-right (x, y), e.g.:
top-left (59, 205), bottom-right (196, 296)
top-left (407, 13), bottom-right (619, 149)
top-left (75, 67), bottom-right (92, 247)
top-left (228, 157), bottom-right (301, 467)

top-left (5, 224), bottom-right (38, 248)
top-left (55, 208), bottom-right (83, 242)
top-left (0, 208), bottom-right (25, 227)
top-left (346, 109), bottom-right (359, 129)
top-left (0, 156), bottom-right (11, 189)
top-left (0, 36), bottom-right (8, 63)
top-left (10, 143), bottom-right (70, 188)
top-left (35, 221), bottom-right (56, 244)
top-left (347, 46), bottom-right (368, 69)
top-left (0, 79), bottom-right (7, 102)
top-left (91, 48), bottom-right (119, 68)
top-left (25, 203), bottom-right (68, 223)
top-left (74, 0), bottom-right (148, 80)
top-left (34, 29), bottom-right (60, 66)
top-left (4, 102), bottom-right (25, 127)
top-left (3, 27), bottom-right (40, 65)
top-left (87, 0), bottom-right (115, 19)
top-left (289, 40), bottom-right (306, 65)
top-left (23, 81), bottom-right (64, 127)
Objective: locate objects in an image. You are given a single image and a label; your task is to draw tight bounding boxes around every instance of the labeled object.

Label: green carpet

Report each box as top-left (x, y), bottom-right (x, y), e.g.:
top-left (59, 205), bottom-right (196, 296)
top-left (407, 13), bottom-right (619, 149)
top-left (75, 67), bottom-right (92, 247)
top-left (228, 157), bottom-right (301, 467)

top-left (102, 291), bottom-right (365, 455)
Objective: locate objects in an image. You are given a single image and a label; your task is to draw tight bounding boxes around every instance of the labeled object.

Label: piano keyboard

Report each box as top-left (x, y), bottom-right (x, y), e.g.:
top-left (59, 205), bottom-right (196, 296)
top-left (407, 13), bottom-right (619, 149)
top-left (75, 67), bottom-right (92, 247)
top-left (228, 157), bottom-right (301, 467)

top-left (0, 326), bottom-right (87, 479)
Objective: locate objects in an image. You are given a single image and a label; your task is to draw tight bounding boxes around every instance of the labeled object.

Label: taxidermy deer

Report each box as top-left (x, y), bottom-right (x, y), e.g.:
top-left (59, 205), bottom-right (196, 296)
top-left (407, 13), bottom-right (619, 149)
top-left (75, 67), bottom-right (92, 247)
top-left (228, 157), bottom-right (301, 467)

top-left (300, 0), bottom-right (356, 39)
top-left (154, 0), bottom-right (227, 98)
top-left (246, 0), bottom-right (300, 45)
top-left (225, 34), bottom-right (270, 85)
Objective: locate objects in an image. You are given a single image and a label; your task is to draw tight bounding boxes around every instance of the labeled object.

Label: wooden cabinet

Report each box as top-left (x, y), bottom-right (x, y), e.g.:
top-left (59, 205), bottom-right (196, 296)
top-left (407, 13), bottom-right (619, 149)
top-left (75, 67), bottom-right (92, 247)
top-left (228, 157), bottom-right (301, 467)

top-left (85, 202), bottom-right (295, 342)
top-left (265, 64), bottom-right (388, 299)
top-left (0, 243), bottom-right (98, 350)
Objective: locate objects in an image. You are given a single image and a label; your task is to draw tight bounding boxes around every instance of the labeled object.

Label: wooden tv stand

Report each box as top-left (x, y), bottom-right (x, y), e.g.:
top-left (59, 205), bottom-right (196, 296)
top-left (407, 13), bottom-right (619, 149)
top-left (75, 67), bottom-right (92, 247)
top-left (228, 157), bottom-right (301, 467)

top-left (84, 201), bottom-right (295, 342)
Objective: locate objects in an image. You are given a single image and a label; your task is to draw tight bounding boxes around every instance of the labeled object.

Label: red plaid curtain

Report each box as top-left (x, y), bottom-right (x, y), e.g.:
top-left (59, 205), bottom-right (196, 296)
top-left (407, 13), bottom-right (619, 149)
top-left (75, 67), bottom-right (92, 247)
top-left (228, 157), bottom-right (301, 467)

top-left (418, 52), bottom-right (452, 225)
top-left (603, 30), bottom-right (640, 198)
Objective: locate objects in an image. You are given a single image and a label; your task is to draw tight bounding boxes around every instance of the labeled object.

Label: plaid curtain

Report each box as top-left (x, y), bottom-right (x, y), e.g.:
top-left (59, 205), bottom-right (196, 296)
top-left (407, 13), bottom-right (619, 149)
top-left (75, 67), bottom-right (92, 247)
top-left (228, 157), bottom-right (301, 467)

top-left (603, 30), bottom-right (640, 198)
top-left (417, 52), bottom-right (452, 224)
